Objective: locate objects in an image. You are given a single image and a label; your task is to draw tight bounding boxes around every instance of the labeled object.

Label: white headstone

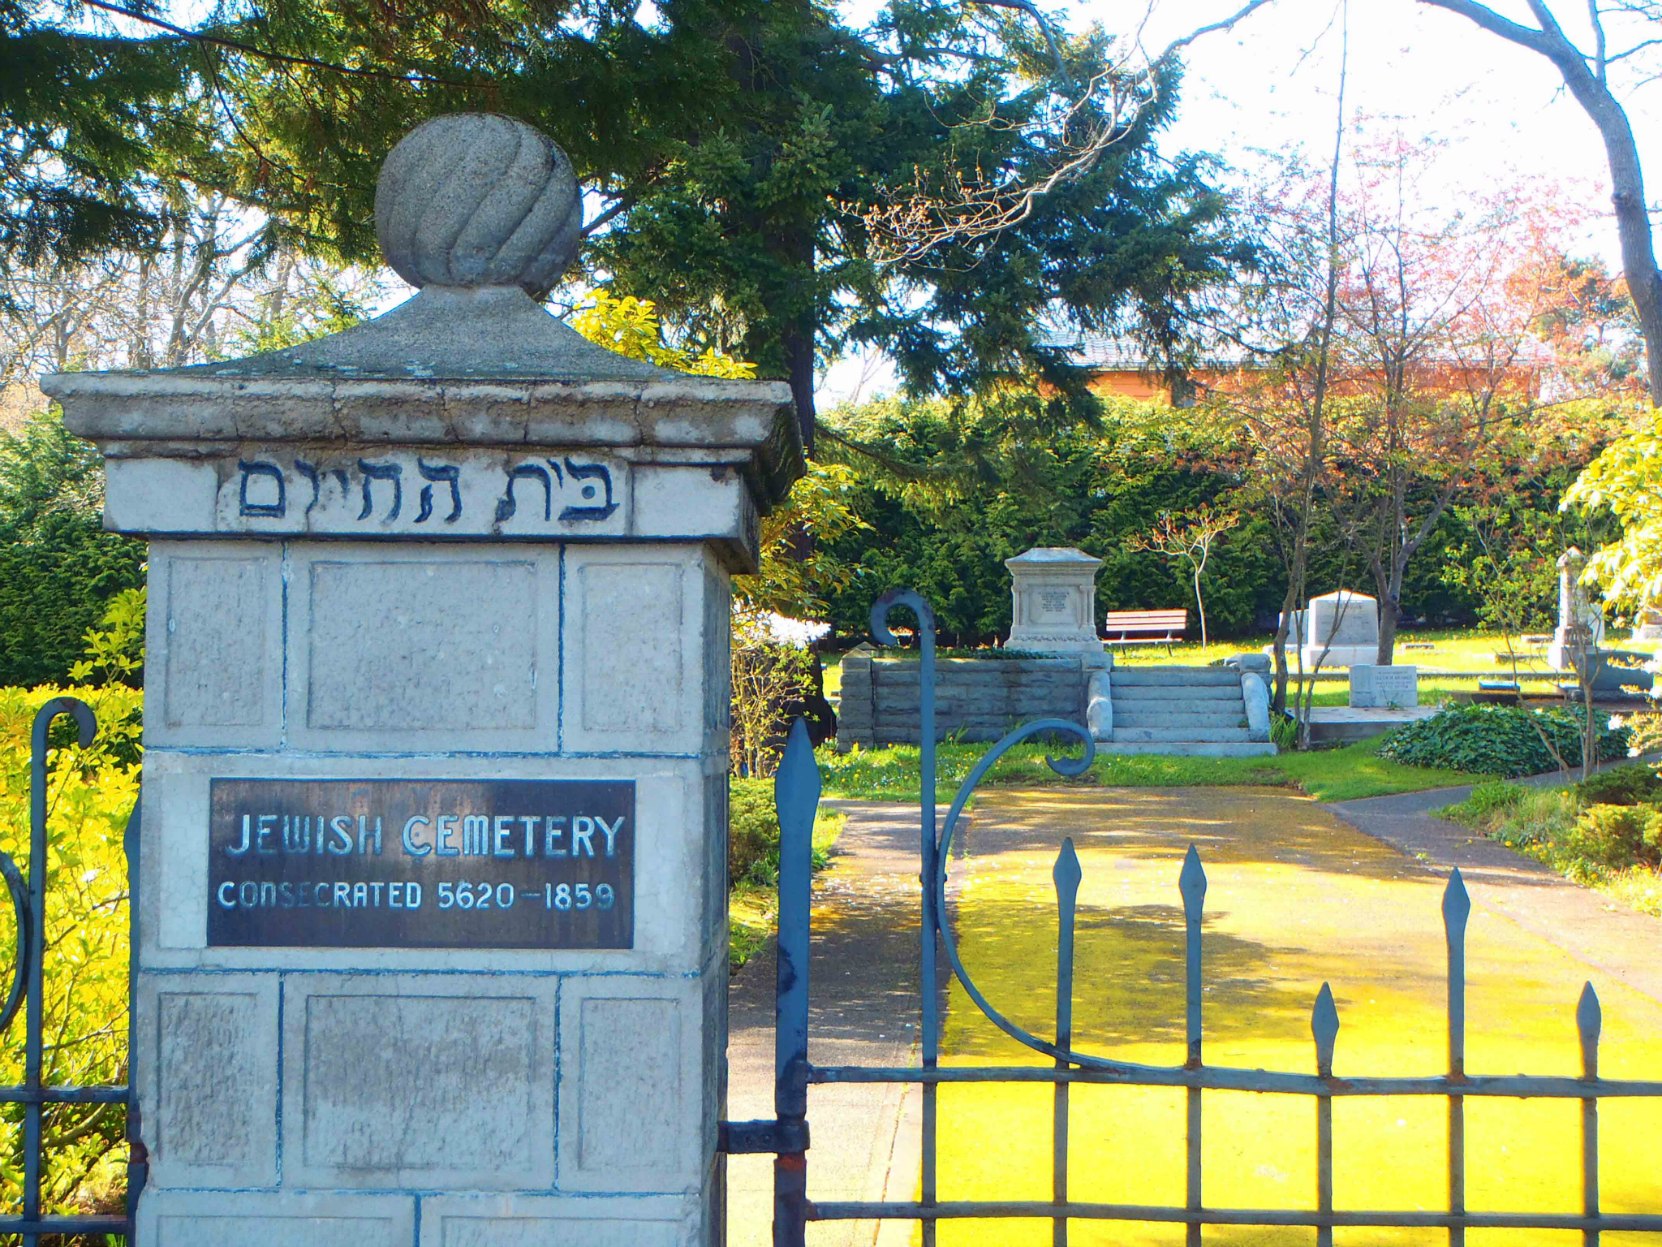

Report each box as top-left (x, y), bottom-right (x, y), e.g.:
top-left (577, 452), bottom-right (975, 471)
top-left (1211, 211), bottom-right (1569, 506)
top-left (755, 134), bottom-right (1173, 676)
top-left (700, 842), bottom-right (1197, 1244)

top-left (1290, 589), bottom-right (1378, 668)
top-left (1004, 547), bottom-right (1105, 655)
top-left (1349, 664), bottom-right (1419, 708)
top-left (1549, 548), bottom-right (1603, 672)
top-left (46, 113), bottom-right (803, 1245)
top-left (1633, 605), bottom-right (1662, 642)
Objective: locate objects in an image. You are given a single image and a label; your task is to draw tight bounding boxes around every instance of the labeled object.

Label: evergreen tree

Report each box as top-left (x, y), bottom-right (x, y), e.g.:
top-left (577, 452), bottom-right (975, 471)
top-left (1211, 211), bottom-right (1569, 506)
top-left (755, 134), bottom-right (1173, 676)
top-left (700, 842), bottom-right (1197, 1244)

top-left (7, 2), bottom-right (1252, 445)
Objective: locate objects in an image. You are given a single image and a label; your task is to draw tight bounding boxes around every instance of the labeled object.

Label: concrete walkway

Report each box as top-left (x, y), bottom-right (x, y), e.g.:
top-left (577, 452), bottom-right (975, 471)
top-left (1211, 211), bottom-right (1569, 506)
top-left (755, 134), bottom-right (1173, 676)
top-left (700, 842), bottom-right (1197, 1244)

top-left (1331, 784), bottom-right (1662, 1005)
top-left (726, 801), bottom-right (932, 1247)
top-left (726, 780), bottom-right (1662, 1245)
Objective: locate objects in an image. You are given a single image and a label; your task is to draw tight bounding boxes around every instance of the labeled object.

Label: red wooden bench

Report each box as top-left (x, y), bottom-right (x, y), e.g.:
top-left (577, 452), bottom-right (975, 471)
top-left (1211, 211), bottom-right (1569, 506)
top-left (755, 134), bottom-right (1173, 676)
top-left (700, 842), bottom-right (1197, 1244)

top-left (1103, 608), bottom-right (1188, 654)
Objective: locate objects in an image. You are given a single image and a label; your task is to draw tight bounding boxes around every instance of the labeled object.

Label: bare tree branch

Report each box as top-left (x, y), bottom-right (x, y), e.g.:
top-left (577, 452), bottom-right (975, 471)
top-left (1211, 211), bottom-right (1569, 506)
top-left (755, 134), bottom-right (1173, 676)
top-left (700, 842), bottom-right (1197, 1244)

top-left (1589, 0), bottom-right (1609, 81)
top-left (1419, 0), bottom-right (1662, 404)
top-left (865, 1), bottom-right (1278, 265)
top-left (1156, 0), bottom-right (1279, 60)
top-left (1417, 0), bottom-right (1560, 56)
top-left (963, 0), bottom-right (1070, 82)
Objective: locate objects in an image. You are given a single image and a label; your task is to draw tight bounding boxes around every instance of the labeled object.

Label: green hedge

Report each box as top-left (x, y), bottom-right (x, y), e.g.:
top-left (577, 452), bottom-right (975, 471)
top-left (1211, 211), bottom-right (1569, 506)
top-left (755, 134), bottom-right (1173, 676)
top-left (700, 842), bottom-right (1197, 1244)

top-left (0, 412), bottom-right (144, 687)
top-left (729, 778), bottom-right (781, 886)
top-left (1379, 704), bottom-right (1629, 777)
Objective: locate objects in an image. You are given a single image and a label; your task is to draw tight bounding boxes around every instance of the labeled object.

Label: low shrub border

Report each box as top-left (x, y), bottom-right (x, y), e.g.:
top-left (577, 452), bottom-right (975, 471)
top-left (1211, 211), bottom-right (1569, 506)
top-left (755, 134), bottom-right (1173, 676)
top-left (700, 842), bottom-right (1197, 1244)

top-left (1442, 763), bottom-right (1662, 917)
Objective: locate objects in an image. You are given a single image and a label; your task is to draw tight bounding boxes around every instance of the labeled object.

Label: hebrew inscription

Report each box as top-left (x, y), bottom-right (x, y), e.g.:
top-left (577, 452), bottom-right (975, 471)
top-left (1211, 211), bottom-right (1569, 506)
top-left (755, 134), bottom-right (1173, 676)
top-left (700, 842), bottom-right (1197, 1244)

top-left (215, 451), bottom-right (628, 537)
top-left (208, 778), bottom-right (635, 949)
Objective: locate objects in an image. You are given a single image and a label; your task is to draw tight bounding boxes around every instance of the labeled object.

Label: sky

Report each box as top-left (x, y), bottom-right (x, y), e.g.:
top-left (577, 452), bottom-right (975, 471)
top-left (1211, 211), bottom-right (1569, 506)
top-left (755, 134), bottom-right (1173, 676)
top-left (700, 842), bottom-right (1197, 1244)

top-left (1137, 0), bottom-right (1659, 213)
top-left (818, 0), bottom-right (1662, 406)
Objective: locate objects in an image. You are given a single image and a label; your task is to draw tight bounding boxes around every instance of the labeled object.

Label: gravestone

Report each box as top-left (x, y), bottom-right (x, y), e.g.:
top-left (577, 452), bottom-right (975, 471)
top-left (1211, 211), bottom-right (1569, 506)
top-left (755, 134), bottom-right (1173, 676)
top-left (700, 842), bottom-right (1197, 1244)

top-left (1349, 664), bottom-right (1419, 709)
top-left (1549, 548), bottom-right (1605, 672)
top-left (1004, 547), bottom-right (1106, 655)
top-left (1288, 589), bottom-right (1378, 669)
top-left (1633, 604), bottom-right (1662, 642)
top-left (45, 114), bottom-right (802, 1244)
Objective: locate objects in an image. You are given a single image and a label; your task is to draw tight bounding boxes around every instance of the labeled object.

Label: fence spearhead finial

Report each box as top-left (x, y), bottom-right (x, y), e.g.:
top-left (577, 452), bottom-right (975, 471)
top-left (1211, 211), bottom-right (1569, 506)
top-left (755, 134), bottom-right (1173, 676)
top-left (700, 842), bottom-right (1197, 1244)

top-left (1312, 983), bottom-right (1340, 1074)
top-left (1442, 868), bottom-right (1471, 934)
top-left (1053, 838), bottom-right (1082, 902)
top-left (775, 719), bottom-right (821, 845)
top-left (1179, 845), bottom-right (1207, 915)
top-left (1577, 981), bottom-right (1602, 1046)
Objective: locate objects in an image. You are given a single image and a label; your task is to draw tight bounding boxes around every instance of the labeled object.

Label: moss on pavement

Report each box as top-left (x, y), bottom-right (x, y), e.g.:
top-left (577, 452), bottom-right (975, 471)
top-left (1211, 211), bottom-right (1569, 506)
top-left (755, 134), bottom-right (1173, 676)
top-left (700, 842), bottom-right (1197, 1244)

top-left (927, 787), bottom-right (1662, 1245)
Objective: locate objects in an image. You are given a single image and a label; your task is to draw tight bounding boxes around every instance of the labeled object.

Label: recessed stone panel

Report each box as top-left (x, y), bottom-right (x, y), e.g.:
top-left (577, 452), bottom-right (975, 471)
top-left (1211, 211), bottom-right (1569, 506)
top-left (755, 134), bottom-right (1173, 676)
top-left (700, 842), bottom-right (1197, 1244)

top-left (580, 563), bottom-right (680, 733)
top-left (149, 546), bottom-right (281, 746)
top-left (287, 545), bottom-right (561, 751)
top-left (286, 975), bottom-right (556, 1189)
top-left (560, 978), bottom-right (704, 1192)
top-left (138, 973), bottom-right (278, 1189)
top-left (564, 548), bottom-right (708, 753)
top-left (142, 1191), bottom-right (414, 1247)
top-left (419, 1195), bottom-right (691, 1247)
top-left (309, 559), bottom-right (535, 729)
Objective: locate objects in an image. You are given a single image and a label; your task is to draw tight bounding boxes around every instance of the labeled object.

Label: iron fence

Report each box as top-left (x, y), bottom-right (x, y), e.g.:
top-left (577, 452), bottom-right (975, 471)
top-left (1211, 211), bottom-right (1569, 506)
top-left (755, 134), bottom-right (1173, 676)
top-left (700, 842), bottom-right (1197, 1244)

top-left (752, 588), bottom-right (1662, 1246)
top-left (1, 697), bottom-right (141, 1243)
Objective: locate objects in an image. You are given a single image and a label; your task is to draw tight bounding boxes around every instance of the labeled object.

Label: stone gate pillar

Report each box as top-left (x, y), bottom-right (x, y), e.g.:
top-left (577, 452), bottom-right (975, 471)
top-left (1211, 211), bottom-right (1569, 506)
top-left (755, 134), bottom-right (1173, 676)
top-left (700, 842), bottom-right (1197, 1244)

top-left (45, 114), bottom-right (801, 1245)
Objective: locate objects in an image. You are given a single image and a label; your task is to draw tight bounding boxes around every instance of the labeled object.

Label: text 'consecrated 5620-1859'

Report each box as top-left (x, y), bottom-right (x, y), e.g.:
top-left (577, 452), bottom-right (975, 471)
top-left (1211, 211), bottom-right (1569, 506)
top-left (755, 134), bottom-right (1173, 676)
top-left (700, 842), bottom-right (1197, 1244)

top-left (208, 777), bottom-right (635, 950)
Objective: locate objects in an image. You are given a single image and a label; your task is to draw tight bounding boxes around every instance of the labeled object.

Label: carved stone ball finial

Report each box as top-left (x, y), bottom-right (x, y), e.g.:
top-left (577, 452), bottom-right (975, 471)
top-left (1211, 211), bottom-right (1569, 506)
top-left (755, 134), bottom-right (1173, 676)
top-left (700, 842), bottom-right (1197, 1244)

top-left (375, 114), bottom-right (581, 298)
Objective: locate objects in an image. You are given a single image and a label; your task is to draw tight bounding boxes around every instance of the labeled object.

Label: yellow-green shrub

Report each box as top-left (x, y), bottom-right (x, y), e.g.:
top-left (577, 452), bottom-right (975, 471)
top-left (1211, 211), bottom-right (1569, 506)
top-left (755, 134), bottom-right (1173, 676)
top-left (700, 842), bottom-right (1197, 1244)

top-left (0, 684), bottom-right (140, 1217)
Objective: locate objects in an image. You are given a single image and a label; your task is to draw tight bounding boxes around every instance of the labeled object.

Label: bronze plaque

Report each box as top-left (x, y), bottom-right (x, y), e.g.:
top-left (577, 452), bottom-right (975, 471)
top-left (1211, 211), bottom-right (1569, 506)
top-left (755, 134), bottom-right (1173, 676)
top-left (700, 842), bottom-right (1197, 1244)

top-left (208, 778), bottom-right (634, 949)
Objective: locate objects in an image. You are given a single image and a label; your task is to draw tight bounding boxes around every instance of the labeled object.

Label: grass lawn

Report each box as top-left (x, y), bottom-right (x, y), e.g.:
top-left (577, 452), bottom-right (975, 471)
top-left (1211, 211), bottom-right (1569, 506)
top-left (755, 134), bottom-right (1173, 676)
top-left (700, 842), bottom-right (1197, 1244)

top-left (817, 737), bottom-right (1475, 805)
top-left (929, 788), bottom-right (1662, 1246)
top-left (1298, 674), bottom-right (1567, 706)
top-left (827, 628), bottom-right (1661, 677)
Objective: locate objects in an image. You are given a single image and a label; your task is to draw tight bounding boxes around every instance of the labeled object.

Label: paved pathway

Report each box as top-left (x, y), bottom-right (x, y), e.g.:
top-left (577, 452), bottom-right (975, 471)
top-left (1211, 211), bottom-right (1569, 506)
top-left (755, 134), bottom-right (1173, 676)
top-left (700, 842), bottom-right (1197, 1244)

top-left (727, 780), bottom-right (1662, 1246)
top-left (726, 801), bottom-right (933, 1247)
top-left (1331, 784), bottom-right (1662, 1006)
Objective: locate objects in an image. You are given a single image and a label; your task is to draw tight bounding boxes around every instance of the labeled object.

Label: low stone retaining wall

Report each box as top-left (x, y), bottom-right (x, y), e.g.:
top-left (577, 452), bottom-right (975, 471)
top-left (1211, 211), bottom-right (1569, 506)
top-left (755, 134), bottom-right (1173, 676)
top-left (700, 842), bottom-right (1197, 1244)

top-left (836, 648), bottom-right (1091, 748)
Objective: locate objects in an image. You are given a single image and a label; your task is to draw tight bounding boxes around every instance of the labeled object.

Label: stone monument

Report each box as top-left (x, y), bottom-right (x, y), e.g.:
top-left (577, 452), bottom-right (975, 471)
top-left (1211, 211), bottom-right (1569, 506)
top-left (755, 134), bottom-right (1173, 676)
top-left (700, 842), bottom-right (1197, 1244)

top-left (45, 114), bottom-right (802, 1244)
top-left (1004, 546), bottom-right (1106, 656)
top-left (1284, 588), bottom-right (1378, 669)
top-left (1549, 548), bottom-right (1605, 672)
top-left (1349, 664), bottom-right (1419, 708)
top-left (1633, 604), bottom-right (1662, 642)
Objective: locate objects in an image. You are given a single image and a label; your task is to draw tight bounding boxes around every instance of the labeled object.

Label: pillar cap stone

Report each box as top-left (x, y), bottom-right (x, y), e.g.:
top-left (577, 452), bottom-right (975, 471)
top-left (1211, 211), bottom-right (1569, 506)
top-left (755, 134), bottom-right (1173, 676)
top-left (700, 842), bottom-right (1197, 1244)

top-left (1003, 546), bottom-right (1103, 572)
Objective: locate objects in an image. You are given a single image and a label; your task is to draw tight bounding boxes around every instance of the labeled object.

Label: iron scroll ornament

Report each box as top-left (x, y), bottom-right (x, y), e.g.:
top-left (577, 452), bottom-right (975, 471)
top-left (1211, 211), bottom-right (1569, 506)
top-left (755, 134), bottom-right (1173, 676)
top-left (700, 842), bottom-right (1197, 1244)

top-left (869, 590), bottom-right (1120, 1070)
top-left (1, 698), bottom-right (96, 1037)
top-left (0, 852), bottom-right (28, 1036)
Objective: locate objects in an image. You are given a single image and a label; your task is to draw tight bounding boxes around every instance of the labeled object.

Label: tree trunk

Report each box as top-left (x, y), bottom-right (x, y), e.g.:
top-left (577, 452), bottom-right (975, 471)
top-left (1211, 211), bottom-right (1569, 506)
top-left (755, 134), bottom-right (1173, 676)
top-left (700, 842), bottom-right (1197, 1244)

top-left (1419, 0), bottom-right (1662, 405)
top-left (1194, 568), bottom-right (1208, 648)
top-left (1559, 70), bottom-right (1662, 407)
top-left (1376, 599), bottom-right (1398, 666)
top-left (784, 326), bottom-right (816, 457)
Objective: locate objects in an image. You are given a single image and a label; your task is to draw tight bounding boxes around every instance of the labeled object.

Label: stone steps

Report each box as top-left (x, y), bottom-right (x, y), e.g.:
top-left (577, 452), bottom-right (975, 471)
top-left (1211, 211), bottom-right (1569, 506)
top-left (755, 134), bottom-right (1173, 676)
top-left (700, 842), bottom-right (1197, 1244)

top-left (1093, 663), bottom-right (1271, 755)
top-left (1113, 725), bottom-right (1253, 743)
top-left (1109, 666), bottom-right (1240, 687)
top-left (1111, 685), bottom-right (1241, 703)
top-left (1113, 707), bottom-right (1247, 729)
top-left (1094, 740), bottom-right (1278, 757)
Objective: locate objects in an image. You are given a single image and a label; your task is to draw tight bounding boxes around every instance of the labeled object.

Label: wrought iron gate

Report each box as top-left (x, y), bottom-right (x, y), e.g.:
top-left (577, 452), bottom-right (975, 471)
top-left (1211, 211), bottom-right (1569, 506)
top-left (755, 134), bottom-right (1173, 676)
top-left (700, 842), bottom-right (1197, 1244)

top-left (3, 697), bottom-right (141, 1242)
top-left (733, 589), bottom-right (1662, 1246)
